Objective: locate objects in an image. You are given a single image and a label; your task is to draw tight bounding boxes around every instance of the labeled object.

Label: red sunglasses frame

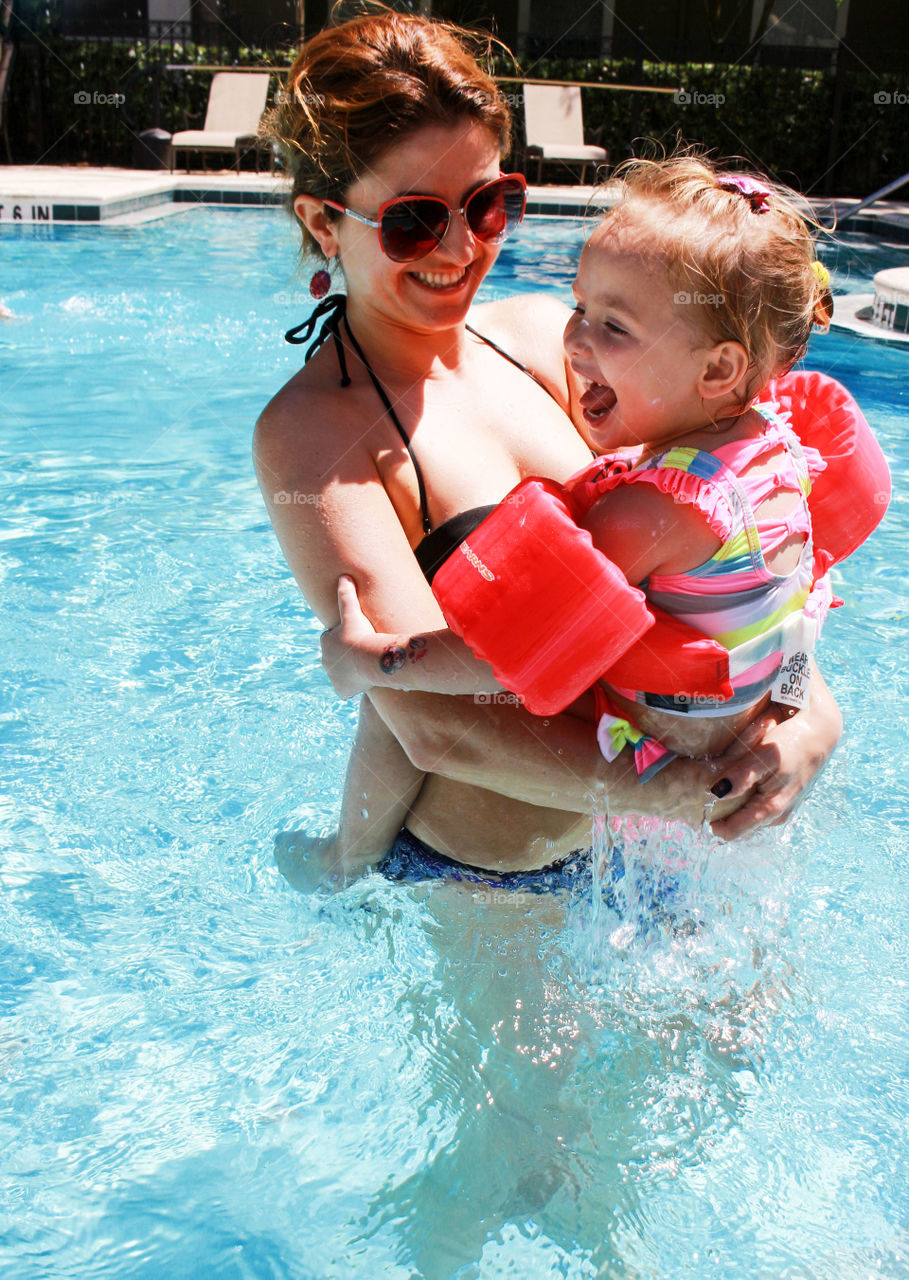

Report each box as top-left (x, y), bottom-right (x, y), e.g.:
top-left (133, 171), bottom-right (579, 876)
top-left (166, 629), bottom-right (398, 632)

top-left (322, 173), bottom-right (528, 262)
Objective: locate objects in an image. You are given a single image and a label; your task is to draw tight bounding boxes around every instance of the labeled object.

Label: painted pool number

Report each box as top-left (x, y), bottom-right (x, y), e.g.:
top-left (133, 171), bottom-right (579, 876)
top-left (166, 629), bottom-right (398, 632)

top-left (0, 204), bottom-right (52, 222)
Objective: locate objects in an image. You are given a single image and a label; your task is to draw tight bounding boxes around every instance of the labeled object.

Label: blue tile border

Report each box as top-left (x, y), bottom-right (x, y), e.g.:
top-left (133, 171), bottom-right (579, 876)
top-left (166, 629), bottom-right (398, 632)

top-left (5, 177), bottom-right (909, 241)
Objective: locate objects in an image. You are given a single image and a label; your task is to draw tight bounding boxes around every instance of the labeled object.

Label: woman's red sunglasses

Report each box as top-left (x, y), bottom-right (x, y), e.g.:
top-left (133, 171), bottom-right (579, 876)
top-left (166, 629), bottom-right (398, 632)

top-left (322, 173), bottom-right (527, 263)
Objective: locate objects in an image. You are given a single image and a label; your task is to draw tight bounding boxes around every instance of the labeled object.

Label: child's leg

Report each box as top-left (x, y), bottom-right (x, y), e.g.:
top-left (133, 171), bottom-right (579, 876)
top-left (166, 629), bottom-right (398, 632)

top-left (275, 696), bottom-right (425, 891)
top-left (335, 695), bottom-right (426, 869)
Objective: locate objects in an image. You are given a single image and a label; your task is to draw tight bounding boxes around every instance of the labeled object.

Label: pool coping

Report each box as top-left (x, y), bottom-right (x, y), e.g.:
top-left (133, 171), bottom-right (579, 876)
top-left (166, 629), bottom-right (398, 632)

top-left (0, 165), bottom-right (620, 226)
top-left (4, 166), bottom-right (909, 239)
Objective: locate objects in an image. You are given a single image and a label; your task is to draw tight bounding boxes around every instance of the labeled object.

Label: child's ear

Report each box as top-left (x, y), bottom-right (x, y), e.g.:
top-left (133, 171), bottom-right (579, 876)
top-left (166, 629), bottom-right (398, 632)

top-left (293, 194), bottom-right (340, 260)
top-left (697, 341), bottom-right (750, 401)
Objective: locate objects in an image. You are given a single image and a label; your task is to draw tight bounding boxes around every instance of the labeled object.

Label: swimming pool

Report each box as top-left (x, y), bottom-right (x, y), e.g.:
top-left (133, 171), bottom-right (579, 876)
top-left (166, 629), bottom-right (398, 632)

top-left (1, 209), bottom-right (907, 1278)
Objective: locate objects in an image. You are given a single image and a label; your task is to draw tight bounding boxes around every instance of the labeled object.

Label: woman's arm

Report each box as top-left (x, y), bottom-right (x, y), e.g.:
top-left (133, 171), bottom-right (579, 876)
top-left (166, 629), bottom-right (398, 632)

top-left (255, 389), bottom-right (719, 832)
top-left (320, 577), bottom-right (501, 698)
top-left (367, 686), bottom-right (728, 829)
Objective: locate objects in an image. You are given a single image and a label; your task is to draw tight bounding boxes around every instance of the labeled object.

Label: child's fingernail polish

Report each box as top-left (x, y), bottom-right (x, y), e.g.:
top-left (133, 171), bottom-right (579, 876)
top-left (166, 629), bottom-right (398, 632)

top-left (711, 778), bottom-right (733, 798)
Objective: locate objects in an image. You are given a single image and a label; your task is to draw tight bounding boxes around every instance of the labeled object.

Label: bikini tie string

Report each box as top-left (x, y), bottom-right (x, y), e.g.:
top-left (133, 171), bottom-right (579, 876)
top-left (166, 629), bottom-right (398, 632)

top-left (284, 293), bottom-right (351, 386)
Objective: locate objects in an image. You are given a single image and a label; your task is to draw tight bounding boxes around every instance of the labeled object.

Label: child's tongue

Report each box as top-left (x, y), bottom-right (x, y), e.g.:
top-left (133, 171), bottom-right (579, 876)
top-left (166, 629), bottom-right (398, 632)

top-left (579, 382), bottom-right (617, 418)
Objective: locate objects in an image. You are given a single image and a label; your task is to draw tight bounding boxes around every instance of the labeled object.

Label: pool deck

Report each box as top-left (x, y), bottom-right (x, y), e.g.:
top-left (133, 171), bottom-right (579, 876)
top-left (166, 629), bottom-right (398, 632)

top-left (4, 165), bottom-right (909, 239)
top-left (0, 165), bottom-right (618, 225)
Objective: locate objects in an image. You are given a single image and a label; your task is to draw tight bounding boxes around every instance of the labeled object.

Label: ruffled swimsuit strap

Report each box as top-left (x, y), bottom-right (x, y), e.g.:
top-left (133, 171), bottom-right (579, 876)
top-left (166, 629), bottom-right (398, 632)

top-left (586, 445), bottom-right (767, 573)
top-left (286, 294), bottom-right (431, 536)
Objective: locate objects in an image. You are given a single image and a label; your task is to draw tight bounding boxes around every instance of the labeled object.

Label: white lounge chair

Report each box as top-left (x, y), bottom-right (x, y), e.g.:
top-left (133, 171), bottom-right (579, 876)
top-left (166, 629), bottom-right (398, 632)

top-left (171, 71), bottom-right (271, 172)
top-left (522, 84), bottom-right (608, 184)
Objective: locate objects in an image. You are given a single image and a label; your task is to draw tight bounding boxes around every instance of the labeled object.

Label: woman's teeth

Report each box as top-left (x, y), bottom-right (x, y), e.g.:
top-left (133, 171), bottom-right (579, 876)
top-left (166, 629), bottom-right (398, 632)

top-left (411, 269), bottom-right (467, 288)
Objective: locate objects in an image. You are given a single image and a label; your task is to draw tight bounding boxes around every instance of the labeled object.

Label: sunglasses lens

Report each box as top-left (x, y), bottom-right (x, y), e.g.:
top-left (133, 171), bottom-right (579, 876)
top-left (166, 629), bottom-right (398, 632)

top-left (380, 199), bottom-right (450, 262)
top-left (465, 178), bottom-right (526, 244)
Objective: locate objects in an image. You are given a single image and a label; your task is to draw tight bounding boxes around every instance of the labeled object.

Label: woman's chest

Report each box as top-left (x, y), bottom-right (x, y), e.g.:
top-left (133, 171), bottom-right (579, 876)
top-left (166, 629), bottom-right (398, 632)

top-left (373, 361), bottom-right (590, 539)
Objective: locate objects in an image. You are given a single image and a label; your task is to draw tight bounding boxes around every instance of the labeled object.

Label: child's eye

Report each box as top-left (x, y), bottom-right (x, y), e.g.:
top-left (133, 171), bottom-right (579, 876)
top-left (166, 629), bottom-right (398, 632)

top-left (572, 304), bottom-right (585, 317)
top-left (604, 320), bottom-right (627, 336)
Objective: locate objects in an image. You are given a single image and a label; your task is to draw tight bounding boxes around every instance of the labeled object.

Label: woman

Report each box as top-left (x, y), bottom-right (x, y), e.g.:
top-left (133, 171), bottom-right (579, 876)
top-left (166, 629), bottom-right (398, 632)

top-left (254, 9), bottom-right (841, 885)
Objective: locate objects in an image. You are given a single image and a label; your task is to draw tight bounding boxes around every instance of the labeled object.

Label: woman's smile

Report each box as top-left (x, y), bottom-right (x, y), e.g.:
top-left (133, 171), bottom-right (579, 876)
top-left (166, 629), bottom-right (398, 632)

top-left (409, 266), bottom-right (471, 291)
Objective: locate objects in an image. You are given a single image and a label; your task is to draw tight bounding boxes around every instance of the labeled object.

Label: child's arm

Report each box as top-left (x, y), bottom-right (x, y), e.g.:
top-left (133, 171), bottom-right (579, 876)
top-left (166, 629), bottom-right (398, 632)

top-left (321, 576), bottom-right (502, 699)
top-left (321, 484), bottom-right (719, 701)
top-left (580, 483), bottom-right (722, 585)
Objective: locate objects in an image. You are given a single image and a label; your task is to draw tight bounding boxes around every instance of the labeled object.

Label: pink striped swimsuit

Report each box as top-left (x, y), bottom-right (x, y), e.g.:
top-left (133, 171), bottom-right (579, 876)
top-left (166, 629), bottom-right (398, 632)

top-left (569, 406), bottom-right (829, 780)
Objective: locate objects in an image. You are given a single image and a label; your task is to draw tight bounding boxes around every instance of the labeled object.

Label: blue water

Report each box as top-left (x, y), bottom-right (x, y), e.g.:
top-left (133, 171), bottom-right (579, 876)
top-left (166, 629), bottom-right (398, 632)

top-left (1, 209), bottom-right (907, 1279)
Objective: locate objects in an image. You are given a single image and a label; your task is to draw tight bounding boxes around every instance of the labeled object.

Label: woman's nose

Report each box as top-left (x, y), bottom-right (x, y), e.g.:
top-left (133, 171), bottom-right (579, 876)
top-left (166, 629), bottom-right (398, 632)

top-left (433, 209), bottom-right (477, 264)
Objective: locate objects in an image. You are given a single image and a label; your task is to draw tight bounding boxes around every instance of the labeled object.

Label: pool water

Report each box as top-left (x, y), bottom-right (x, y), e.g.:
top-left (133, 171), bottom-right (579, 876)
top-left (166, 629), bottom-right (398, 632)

top-left (1, 209), bottom-right (907, 1278)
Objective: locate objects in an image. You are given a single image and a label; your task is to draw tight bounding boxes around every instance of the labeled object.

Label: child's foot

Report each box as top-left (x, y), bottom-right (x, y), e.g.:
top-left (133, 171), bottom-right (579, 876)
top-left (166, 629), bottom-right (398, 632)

top-left (274, 830), bottom-right (345, 892)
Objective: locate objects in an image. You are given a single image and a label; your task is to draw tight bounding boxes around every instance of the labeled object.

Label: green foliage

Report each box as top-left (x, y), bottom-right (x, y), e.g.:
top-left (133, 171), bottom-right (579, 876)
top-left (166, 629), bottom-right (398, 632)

top-left (509, 58), bottom-right (909, 196)
top-left (7, 37), bottom-right (293, 167)
top-left (7, 39), bottom-right (909, 193)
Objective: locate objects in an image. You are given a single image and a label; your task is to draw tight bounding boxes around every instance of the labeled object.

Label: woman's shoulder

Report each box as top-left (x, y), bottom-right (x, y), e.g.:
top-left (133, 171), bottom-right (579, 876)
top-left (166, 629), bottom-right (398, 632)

top-left (255, 345), bottom-right (368, 462)
top-left (469, 292), bottom-right (573, 400)
top-left (254, 351), bottom-right (384, 511)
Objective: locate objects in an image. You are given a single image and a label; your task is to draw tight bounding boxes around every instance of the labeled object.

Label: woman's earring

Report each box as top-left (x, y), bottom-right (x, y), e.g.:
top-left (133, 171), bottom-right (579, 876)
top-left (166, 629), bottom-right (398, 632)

top-left (310, 268), bottom-right (332, 300)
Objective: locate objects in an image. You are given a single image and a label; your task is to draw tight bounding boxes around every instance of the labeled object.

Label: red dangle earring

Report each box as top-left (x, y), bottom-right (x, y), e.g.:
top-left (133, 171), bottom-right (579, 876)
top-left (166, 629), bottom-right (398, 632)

top-left (309, 268), bottom-right (332, 300)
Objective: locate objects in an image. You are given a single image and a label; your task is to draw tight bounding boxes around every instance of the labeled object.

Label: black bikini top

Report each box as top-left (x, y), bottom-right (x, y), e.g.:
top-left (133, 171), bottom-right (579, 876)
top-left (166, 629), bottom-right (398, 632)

top-left (285, 294), bottom-right (558, 584)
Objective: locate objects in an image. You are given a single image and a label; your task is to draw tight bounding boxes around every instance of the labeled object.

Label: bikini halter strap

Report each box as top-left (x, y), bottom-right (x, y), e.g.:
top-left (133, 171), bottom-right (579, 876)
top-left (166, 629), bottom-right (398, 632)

top-left (285, 294), bottom-right (431, 535)
top-left (285, 293), bottom-right (351, 386)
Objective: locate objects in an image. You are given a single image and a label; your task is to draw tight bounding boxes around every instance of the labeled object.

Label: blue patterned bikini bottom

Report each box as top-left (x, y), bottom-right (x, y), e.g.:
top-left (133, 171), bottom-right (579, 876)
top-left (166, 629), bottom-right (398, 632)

top-left (379, 827), bottom-right (686, 924)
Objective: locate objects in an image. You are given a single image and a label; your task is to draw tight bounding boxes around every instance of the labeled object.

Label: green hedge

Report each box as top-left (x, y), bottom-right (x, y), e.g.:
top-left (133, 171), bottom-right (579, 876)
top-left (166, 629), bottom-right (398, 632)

top-left (505, 57), bottom-right (909, 197)
top-left (8, 38), bottom-right (294, 169)
top-left (8, 38), bottom-right (909, 195)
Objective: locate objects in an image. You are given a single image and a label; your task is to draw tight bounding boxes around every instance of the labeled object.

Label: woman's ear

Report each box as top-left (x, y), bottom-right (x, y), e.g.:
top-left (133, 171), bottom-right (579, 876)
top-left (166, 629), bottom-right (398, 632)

top-left (697, 340), bottom-right (750, 403)
top-left (293, 194), bottom-right (339, 260)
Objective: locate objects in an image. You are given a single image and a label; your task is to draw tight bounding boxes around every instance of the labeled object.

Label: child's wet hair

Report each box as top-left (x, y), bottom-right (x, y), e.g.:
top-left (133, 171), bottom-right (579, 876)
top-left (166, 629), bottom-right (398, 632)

top-left (600, 154), bottom-right (834, 393)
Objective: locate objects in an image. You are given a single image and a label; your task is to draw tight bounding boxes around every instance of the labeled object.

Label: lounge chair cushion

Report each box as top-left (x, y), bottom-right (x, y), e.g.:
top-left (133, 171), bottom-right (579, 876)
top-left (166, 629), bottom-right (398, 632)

top-left (532, 143), bottom-right (608, 162)
top-left (171, 130), bottom-right (256, 150)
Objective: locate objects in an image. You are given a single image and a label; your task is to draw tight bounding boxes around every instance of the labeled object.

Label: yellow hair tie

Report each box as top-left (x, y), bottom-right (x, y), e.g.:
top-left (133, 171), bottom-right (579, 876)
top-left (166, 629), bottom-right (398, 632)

top-left (811, 260), bottom-right (830, 288)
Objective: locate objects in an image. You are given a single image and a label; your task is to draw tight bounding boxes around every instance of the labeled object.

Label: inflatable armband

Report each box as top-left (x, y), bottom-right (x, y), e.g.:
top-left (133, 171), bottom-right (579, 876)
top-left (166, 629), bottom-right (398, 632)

top-left (431, 477), bottom-right (730, 715)
top-left (760, 370), bottom-right (890, 564)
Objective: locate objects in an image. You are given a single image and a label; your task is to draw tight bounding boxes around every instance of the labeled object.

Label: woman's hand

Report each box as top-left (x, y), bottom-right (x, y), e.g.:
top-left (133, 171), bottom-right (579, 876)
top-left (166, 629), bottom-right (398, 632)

top-left (320, 576), bottom-right (381, 699)
top-left (707, 664), bottom-right (842, 839)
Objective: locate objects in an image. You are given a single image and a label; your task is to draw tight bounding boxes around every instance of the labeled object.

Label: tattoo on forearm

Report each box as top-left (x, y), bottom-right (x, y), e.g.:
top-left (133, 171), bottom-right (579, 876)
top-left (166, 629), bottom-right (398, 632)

top-left (380, 644), bottom-right (406, 675)
top-left (407, 636), bottom-right (427, 664)
top-left (378, 636), bottom-right (427, 678)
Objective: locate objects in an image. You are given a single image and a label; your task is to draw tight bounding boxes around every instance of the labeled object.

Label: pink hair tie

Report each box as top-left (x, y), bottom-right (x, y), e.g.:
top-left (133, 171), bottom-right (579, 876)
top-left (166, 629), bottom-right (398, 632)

top-left (718, 173), bottom-right (772, 214)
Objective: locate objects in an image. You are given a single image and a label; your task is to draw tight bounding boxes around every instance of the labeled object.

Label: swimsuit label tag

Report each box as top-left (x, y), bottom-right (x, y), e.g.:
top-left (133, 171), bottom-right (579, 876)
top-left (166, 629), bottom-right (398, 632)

top-left (770, 614), bottom-right (816, 710)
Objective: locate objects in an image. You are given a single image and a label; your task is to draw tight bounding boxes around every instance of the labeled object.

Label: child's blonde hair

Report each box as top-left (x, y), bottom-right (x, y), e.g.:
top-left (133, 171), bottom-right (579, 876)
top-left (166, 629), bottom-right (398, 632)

top-left (603, 154), bottom-right (833, 395)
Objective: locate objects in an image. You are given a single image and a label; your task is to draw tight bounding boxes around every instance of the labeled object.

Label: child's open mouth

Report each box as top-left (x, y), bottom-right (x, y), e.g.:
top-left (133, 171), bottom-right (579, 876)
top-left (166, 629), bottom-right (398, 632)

top-left (578, 380), bottom-right (617, 422)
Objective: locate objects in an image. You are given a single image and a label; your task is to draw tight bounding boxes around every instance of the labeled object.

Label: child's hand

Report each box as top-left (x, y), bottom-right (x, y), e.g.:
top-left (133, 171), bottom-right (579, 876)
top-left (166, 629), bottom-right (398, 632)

top-left (320, 576), bottom-right (381, 698)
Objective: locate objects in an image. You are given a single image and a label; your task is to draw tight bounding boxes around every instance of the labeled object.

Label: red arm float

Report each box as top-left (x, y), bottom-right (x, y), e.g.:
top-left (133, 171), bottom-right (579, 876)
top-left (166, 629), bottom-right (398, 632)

top-left (431, 477), bottom-right (731, 716)
top-left (760, 370), bottom-right (890, 564)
